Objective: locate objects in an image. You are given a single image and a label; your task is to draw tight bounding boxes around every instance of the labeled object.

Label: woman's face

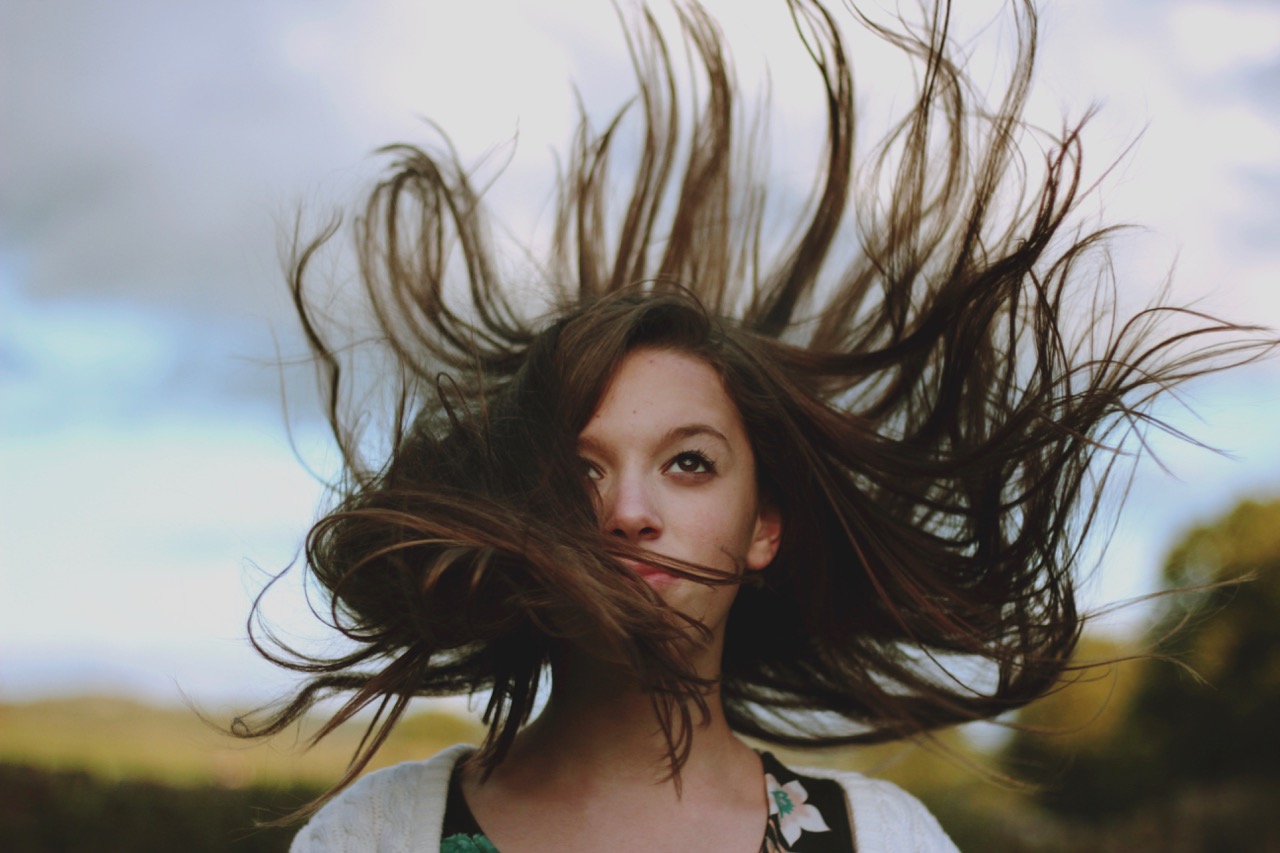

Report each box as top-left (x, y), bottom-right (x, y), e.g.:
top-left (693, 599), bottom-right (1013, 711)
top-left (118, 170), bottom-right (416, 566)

top-left (577, 347), bottom-right (782, 637)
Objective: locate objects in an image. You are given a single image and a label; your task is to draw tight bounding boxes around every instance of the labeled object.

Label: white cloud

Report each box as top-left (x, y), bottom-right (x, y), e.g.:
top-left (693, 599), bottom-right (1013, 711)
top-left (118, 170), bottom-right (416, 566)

top-left (0, 414), bottom-right (330, 703)
top-left (1168, 3), bottom-right (1280, 77)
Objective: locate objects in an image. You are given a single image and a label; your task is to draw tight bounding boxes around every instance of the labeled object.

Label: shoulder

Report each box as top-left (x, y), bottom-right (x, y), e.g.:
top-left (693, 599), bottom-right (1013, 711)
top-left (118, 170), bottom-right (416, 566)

top-left (290, 743), bottom-right (476, 853)
top-left (794, 765), bottom-right (959, 852)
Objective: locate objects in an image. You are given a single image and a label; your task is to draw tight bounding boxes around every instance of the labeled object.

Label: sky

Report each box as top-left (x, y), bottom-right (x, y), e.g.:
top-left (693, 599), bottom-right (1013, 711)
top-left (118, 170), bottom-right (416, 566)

top-left (2, 0), bottom-right (1279, 710)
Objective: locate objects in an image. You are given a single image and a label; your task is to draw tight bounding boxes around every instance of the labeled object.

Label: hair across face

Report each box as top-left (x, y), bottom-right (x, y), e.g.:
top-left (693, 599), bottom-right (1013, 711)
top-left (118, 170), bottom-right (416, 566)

top-left (577, 346), bottom-right (782, 641)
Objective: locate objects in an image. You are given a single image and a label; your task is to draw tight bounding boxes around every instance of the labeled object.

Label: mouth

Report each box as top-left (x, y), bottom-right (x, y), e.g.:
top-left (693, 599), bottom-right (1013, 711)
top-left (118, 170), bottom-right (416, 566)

top-left (620, 557), bottom-right (676, 587)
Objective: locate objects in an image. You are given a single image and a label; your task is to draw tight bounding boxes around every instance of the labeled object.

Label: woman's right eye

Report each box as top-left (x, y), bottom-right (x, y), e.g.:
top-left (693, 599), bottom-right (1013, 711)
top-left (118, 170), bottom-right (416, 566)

top-left (581, 459), bottom-right (604, 480)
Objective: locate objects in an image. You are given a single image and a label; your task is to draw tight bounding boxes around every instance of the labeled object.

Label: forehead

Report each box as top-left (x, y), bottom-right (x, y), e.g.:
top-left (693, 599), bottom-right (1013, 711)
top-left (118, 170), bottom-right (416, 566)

top-left (580, 348), bottom-right (746, 441)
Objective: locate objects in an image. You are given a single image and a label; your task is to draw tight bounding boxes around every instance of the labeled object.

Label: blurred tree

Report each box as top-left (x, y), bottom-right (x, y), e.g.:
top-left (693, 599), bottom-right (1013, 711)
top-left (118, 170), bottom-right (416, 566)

top-left (1004, 498), bottom-right (1280, 820)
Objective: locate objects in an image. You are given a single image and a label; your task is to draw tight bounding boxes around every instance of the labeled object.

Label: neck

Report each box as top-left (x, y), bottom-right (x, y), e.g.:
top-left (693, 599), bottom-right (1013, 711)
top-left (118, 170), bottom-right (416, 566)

top-left (457, 638), bottom-right (770, 853)
top-left (476, 638), bottom-right (752, 791)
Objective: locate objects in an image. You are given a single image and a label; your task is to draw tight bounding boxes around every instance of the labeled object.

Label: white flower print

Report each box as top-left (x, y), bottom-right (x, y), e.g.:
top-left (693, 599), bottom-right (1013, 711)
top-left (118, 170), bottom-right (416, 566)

top-left (765, 772), bottom-right (831, 845)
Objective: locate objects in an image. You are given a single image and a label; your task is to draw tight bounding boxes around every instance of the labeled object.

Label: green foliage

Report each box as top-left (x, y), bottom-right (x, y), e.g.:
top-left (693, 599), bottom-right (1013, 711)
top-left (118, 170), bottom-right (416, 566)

top-left (0, 763), bottom-right (320, 853)
top-left (1005, 498), bottom-right (1280, 820)
top-left (1122, 501), bottom-right (1280, 789)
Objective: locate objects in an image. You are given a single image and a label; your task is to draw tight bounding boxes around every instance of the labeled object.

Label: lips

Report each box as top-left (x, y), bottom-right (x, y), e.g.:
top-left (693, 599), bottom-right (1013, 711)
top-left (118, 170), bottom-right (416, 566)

top-left (620, 557), bottom-right (676, 587)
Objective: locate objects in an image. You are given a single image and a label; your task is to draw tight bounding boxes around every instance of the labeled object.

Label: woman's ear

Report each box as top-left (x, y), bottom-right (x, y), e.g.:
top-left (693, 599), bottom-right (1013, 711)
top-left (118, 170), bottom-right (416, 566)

top-left (746, 504), bottom-right (782, 571)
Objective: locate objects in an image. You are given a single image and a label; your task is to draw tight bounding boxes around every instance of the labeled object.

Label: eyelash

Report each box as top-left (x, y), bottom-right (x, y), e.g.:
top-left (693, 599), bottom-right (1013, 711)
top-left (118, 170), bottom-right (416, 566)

top-left (580, 450), bottom-right (717, 479)
top-left (668, 450), bottom-right (716, 475)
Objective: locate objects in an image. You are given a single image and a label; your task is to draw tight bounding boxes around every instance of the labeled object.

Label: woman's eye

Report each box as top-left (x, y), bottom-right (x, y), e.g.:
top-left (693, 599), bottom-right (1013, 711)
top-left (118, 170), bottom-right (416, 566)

top-left (581, 459), bottom-right (603, 480)
top-left (670, 451), bottom-right (714, 474)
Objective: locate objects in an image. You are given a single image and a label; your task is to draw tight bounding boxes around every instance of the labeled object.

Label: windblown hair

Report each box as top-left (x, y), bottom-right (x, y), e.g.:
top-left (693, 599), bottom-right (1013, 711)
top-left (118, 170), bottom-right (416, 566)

top-left (239, 0), bottom-right (1269, 815)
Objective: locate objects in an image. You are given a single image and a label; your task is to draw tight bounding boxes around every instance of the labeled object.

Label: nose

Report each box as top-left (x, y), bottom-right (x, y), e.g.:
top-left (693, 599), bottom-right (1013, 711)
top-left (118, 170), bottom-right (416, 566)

top-left (603, 470), bottom-right (662, 542)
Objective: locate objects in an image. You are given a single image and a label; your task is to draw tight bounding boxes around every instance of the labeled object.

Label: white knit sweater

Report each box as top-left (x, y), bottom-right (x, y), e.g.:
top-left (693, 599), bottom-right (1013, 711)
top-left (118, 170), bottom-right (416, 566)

top-left (291, 744), bottom-right (958, 852)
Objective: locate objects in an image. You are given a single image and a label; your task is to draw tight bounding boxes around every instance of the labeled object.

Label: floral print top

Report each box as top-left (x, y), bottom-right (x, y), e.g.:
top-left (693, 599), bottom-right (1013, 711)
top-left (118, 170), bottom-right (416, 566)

top-left (441, 751), bottom-right (855, 852)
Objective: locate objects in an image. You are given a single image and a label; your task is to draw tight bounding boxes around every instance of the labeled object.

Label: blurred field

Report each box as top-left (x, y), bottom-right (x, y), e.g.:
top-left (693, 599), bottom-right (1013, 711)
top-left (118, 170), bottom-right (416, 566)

top-left (0, 695), bottom-right (491, 852)
top-left (1, 763), bottom-right (315, 853)
top-left (0, 693), bottom-right (1002, 851)
top-left (0, 693), bottom-right (981, 792)
top-left (4, 633), bottom-right (1278, 853)
top-left (0, 692), bottom-right (1165, 852)
top-left (0, 694), bottom-right (488, 789)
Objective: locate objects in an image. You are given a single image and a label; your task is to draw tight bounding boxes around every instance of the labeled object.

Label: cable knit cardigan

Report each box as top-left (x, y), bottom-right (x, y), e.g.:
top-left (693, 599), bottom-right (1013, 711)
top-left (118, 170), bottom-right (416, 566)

top-left (290, 744), bottom-right (958, 852)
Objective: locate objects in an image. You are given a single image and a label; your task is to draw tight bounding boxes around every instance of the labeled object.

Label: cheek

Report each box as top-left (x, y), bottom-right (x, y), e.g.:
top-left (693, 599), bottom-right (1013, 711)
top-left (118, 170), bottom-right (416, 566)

top-left (686, 500), bottom-right (761, 558)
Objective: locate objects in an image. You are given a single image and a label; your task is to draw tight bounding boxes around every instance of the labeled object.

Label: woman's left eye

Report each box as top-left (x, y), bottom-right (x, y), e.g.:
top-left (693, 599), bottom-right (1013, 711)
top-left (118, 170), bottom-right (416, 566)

top-left (669, 451), bottom-right (714, 475)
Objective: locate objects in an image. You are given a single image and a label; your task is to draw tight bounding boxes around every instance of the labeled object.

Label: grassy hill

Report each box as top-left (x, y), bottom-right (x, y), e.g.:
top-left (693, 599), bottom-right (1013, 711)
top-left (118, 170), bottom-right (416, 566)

top-left (0, 695), bottom-right (492, 852)
top-left (0, 694), bottom-right (488, 789)
top-left (0, 693), bottom-right (1006, 851)
top-left (0, 693), bottom-right (993, 790)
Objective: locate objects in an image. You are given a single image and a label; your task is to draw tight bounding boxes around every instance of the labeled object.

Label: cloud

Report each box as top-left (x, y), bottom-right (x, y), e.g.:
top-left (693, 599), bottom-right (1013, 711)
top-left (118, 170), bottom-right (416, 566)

top-left (0, 412), bottom-right (329, 704)
top-left (2, 1), bottom-right (373, 315)
top-left (5, 0), bottom-right (1272, 353)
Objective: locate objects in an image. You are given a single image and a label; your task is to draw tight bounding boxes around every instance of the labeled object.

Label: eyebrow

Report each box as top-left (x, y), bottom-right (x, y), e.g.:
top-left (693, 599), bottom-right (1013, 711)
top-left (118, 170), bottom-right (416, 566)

top-left (577, 423), bottom-right (731, 453)
top-left (662, 424), bottom-right (730, 446)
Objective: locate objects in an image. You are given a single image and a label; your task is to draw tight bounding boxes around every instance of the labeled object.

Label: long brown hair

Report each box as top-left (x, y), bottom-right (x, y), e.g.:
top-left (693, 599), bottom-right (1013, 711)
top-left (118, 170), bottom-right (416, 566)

top-left (237, 0), bottom-right (1272, 816)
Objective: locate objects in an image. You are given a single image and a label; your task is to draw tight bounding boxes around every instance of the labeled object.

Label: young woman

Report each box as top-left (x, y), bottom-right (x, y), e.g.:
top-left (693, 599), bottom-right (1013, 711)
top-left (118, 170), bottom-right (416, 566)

top-left (239, 1), bottom-right (1267, 850)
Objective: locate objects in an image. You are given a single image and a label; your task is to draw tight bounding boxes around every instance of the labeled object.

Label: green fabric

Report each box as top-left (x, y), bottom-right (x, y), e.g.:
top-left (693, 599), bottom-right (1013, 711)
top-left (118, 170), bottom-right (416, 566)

top-left (441, 832), bottom-right (500, 853)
